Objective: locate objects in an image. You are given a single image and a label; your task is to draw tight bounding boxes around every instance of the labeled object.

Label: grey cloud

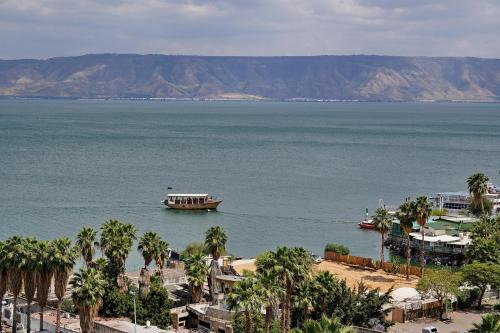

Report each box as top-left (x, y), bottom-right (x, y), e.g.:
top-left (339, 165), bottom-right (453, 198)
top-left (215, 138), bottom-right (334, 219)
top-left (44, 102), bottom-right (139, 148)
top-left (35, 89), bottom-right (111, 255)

top-left (0, 0), bottom-right (499, 59)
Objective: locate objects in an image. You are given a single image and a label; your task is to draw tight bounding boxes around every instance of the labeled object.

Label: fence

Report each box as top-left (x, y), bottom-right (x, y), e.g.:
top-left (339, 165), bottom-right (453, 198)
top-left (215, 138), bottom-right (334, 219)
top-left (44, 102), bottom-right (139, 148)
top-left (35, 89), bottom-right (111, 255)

top-left (324, 251), bottom-right (422, 277)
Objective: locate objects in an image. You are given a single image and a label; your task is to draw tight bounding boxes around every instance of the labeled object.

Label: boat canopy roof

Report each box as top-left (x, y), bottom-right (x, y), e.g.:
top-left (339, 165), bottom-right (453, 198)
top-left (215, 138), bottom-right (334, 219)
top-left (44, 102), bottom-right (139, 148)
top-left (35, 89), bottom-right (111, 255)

top-left (168, 193), bottom-right (209, 197)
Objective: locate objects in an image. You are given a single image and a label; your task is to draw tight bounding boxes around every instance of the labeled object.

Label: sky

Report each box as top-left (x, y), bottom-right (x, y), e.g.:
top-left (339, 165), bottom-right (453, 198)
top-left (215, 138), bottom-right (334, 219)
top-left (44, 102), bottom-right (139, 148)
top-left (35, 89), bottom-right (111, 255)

top-left (1, 0), bottom-right (500, 59)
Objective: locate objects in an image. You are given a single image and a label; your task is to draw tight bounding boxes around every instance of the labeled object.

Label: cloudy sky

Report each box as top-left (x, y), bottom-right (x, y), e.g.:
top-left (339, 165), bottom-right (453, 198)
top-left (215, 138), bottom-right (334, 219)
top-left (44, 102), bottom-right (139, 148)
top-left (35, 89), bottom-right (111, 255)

top-left (1, 0), bottom-right (499, 59)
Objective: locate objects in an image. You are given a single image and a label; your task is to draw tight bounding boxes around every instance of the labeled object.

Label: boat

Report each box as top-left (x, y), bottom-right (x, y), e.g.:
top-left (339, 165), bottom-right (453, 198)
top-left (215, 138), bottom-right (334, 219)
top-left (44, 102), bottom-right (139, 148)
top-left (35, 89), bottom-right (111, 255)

top-left (358, 218), bottom-right (376, 229)
top-left (163, 193), bottom-right (222, 210)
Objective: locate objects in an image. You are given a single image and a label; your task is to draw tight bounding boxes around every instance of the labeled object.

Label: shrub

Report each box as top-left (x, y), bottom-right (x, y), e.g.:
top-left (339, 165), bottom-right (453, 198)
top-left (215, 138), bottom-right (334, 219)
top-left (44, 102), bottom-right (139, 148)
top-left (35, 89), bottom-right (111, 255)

top-left (457, 288), bottom-right (480, 310)
top-left (324, 243), bottom-right (350, 255)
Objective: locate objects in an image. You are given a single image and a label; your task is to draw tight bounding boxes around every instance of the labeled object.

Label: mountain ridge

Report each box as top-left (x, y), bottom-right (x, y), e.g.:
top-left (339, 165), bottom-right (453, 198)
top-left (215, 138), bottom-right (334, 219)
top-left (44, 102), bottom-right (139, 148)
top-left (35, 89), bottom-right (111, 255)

top-left (1, 54), bottom-right (499, 101)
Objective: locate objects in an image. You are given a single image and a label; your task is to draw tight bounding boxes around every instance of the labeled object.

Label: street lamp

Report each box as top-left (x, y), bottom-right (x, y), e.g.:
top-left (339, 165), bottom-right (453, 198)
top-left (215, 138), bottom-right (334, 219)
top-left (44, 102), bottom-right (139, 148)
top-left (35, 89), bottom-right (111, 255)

top-left (129, 290), bottom-right (137, 333)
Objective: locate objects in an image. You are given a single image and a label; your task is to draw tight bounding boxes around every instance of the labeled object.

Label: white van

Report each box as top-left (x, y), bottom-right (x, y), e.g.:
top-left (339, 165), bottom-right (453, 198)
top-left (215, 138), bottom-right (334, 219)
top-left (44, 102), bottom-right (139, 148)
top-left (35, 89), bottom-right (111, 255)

top-left (422, 327), bottom-right (438, 333)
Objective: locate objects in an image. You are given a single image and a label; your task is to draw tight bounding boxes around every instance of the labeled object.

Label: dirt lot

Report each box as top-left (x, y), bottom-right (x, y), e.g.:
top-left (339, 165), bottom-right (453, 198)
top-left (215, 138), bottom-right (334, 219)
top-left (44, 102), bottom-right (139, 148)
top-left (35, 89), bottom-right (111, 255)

top-left (389, 310), bottom-right (489, 333)
top-left (315, 261), bottom-right (419, 292)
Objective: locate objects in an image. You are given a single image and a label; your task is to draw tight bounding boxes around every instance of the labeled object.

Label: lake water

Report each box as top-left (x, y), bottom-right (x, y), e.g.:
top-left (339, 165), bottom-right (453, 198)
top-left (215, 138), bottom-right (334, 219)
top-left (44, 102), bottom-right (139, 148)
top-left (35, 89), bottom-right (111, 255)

top-left (1, 100), bottom-right (499, 269)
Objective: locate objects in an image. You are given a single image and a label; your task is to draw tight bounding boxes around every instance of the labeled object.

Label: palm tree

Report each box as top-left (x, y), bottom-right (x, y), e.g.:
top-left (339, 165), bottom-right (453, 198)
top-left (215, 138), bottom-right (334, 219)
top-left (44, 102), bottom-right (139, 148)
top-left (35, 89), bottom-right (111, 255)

top-left (185, 252), bottom-right (208, 303)
top-left (0, 241), bottom-right (10, 333)
top-left (302, 316), bottom-right (354, 333)
top-left (397, 201), bottom-right (416, 280)
top-left (293, 279), bottom-right (315, 327)
top-left (313, 271), bottom-right (337, 316)
top-left (226, 277), bottom-right (265, 333)
top-left (415, 196), bottom-right (432, 273)
top-left (257, 246), bottom-right (312, 333)
top-left (154, 239), bottom-right (169, 283)
top-left (256, 265), bottom-right (282, 333)
top-left (100, 219), bottom-right (137, 291)
top-left (469, 313), bottom-right (500, 333)
top-left (137, 231), bottom-right (161, 296)
top-left (70, 267), bottom-right (107, 333)
top-left (21, 237), bottom-right (39, 333)
top-left (3, 236), bottom-right (25, 333)
top-left (467, 172), bottom-right (490, 216)
top-left (53, 238), bottom-right (78, 333)
top-left (76, 227), bottom-right (99, 267)
top-left (374, 208), bottom-right (392, 268)
top-left (36, 240), bottom-right (56, 331)
top-left (204, 225), bottom-right (228, 302)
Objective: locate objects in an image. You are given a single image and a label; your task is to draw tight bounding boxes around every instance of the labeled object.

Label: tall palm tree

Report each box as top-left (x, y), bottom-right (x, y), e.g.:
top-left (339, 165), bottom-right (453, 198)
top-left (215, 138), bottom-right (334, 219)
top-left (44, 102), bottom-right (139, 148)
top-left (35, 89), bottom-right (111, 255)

top-left (257, 246), bottom-right (312, 333)
top-left (374, 208), bottom-right (392, 268)
top-left (226, 277), bottom-right (265, 333)
top-left (467, 172), bottom-right (490, 216)
top-left (302, 316), bottom-right (354, 333)
top-left (36, 240), bottom-right (56, 331)
top-left (256, 265), bottom-right (282, 333)
top-left (137, 231), bottom-right (161, 296)
top-left (53, 238), bottom-right (78, 333)
top-left (76, 227), bottom-right (99, 267)
top-left (3, 236), bottom-right (25, 333)
top-left (0, 241), bottom-right (10, 333)
top-left (204, 225), bottom-right (228, 302)
top-left (293, 279), bottom-right (315, 327)
top-left (70, 267), bottom-right (107, 333)
top-left (21, 237), bottom-right (39, 333)
top-left (397, 201), bottom-right (416, 280)
top-left (415, 196), bottom-right (432, 273)
top-left (154, 239), bottom-right (169, 283)
top-left (469, 313), bottom-right (500, 333)
top-left (184, 252), bottom-right (208, 303)
top-left (100, 219), bottom-right (137, 291)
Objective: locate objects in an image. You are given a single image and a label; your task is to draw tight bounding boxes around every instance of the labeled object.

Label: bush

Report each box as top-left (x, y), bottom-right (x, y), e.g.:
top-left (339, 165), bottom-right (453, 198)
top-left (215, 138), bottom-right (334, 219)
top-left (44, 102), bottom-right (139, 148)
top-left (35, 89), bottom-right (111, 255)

top-left (324, 243), bottom-right (350, 255)
top-left (457, 288), bottom-right (480, 310)
top-left (99, 286), bottom-right (134, 317)
top-left (61, 298), bottom-right (75, 314)
top-left (133, 281), bottom-right (173, 329)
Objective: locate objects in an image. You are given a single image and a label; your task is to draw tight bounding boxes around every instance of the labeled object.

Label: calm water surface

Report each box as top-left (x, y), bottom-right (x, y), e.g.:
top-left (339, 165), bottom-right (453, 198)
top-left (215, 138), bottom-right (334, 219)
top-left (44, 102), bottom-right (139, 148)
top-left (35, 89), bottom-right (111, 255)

top-left (1, 100), bottom-right (499, 269)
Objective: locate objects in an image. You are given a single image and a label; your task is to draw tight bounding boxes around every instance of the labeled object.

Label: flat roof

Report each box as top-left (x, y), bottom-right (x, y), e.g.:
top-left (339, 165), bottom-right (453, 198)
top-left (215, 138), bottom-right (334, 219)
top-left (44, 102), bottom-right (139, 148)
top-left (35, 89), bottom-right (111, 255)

top-left (410, 233), bottom-right (461, 243)
top-left (168, 193), bottom-right (208, 197)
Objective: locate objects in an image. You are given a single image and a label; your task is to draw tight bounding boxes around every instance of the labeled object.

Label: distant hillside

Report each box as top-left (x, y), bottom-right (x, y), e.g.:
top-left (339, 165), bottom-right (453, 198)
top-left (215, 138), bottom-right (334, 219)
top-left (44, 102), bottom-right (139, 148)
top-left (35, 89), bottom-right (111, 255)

top-left (1, 54), bottom-right (500, 101)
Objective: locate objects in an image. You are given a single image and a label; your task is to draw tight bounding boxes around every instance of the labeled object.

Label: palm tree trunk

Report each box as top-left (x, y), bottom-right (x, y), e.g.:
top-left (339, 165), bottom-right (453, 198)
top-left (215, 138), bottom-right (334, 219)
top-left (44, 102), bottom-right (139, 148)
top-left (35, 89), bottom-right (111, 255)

top-left (56, 300), bottom-right (62, 333)
top-left (480, 196), bottom-right (485, 215)
top-left (0, 300), bottom-right (3, 333)
top-left (12, 296), bottom-right (18, 333)
top-left (265, 305), bottom-right (271, 333)
top-left (477, 288), bottom-right (485, 309)
top-left (406, 235), bottom-right (411, 280)
top-left (380, 233), bottom-right (385, 267)
top-left (285, 281), bottom-right (292, 333)
top-left (40, 306), bottom-right (44, 331)
top-left (280, 299), bottom-right (286, 333)
top-left (420, 226), bottom-right (425, 273)
top-left (245, 311), bottom-right (252, 333)
top-left (26, 301), bottom-right (32, 333)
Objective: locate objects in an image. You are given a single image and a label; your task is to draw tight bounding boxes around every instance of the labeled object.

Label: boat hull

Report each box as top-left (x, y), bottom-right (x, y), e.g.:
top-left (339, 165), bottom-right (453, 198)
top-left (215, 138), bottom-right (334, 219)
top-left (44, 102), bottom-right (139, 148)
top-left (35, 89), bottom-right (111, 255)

top-left (164, 200), bottom-right (222, 210)
top-left (358, 222), bottom-right (375, 229)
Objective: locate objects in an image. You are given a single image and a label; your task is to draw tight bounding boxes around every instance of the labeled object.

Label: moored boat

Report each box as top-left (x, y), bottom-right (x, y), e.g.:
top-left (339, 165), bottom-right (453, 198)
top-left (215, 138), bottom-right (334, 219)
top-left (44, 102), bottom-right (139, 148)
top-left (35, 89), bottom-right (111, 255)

top-left (358, 219), bottom-right (376, 229)
top-left (163, 193), bottom-right (222, 210)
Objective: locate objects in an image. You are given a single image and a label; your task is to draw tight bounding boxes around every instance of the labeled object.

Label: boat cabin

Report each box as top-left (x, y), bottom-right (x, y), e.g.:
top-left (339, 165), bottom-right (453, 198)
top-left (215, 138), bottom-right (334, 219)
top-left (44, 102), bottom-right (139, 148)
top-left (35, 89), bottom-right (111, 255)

top-left (167, 194), bottom-right (210, 205)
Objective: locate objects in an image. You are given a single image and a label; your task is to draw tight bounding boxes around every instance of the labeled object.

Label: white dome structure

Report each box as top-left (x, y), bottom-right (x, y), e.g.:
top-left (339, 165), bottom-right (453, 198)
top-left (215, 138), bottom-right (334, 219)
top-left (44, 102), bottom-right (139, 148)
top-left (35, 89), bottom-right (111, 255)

top-left (390, 287), bottom-right (420, 302)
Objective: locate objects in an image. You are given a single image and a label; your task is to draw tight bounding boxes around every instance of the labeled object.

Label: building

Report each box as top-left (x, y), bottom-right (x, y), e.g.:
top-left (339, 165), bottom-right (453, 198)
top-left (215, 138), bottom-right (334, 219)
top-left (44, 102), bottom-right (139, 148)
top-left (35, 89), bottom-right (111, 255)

top-left (433, 183), bottom-right (500, 216)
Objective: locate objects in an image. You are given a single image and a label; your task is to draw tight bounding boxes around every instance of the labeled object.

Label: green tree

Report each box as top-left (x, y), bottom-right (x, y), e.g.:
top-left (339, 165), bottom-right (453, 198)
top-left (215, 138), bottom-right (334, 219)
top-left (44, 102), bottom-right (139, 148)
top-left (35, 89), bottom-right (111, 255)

top-left (20, 237), bottom-right (39, 333)
top-left (100, 219), bottom-right (137, 291)
top-left (417, 269), bottom-right (462, 319)
top-left (76, 227), bottom-right (99, 267)
top-left (154, 239), bottom-right (169, 282)
top-left (205, 225), bottom-right (228, 302)
top-left (181, 241), bottom-right (205, 259)
top-left (294, 279), bottom-right (315, 327)
top-left (0, 241), bottom-right (8, 333)
top-left (3, 236), bottom-right (25, 333)
top-left (137, 231), bottom-right (161, 296)
top-left (467, 172), bottom-right (490, 216)
top-left (135, 281), bottom-right (172, 329)
top-left (397, 200), bottom-right (416, 280)
top-left (227, 277), bottom-right (265, 333)
top-left (469, 313), bottom-right (500, 333)
top-left (467, 216), bottom-right (500, 264)
top-left (415, 196), bottom-right (432, 273)
top-left (313, 271), bottom-right (337, 315)
top-left (256, 247), bottom-right (312, 333)
top-left (462, 262), bottom-right (500, 309)
top-left (71, 267), bottom-right (107, 333)
top-left (36, 240), bottom-right (56, 331)
top-left (256, 266), bottom-right (282, 333)
top-left (53, 237), bottom-right (78, 333)
top-left (302, 316), bottom-right (354, 333)
top-left (184, 252), bottom-right (208, 303)
top-left (374, 208), bottom-right (392, 267)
